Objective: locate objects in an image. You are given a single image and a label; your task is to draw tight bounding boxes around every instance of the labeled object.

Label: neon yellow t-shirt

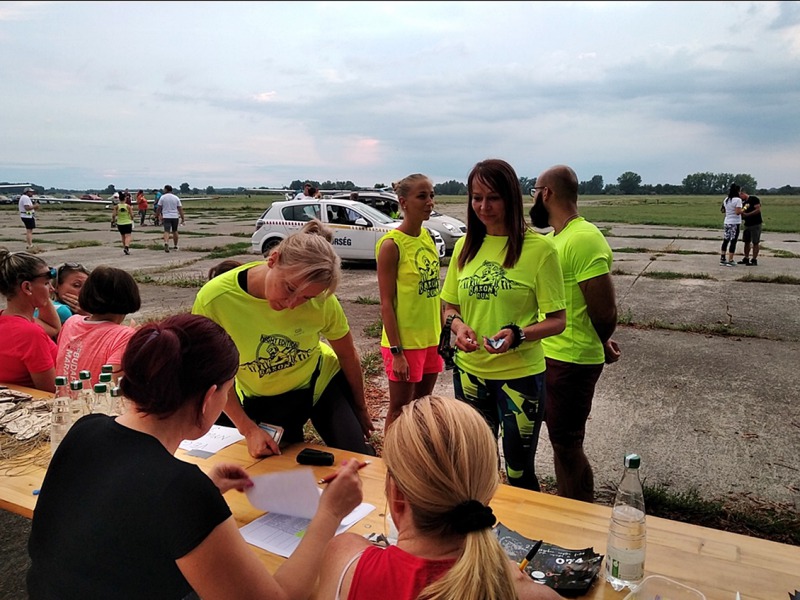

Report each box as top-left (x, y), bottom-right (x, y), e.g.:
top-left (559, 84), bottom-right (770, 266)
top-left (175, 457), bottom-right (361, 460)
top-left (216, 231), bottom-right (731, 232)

top-left (116, 203), bottom-right (133, 225)
top-left (375, 229), bottom-right (441, 349)
top-left (541, 217), bottom-right (613, 365)
top-left (441, 231), bottom-right (565, 379)
top-left (191, 262), bottom-right (349, 403)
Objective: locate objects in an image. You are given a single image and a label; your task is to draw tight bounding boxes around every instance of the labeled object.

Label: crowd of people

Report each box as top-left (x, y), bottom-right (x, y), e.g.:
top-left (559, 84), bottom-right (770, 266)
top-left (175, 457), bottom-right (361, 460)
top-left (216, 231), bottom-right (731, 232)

top-left (7, 163), bottom-right (767, 599)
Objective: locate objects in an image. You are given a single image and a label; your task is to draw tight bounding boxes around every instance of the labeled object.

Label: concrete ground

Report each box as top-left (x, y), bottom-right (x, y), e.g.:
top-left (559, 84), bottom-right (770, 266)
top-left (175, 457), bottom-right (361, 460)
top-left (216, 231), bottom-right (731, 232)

top-left (1, 209), bottom-right (799, 598)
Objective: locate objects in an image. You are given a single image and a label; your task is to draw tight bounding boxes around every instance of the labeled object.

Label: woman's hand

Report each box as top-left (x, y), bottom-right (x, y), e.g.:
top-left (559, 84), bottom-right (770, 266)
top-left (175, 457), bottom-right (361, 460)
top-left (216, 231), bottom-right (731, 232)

top-left (318, 459), bottom-right (364, 521)
top-left (391, 353), bottom-right (410, 381)
top-left (209, 463), bottom-right (253, 494)
top-left (59, 291), bottom-right (88, 315)
top-left (483, 328), bottom-right (515, 354)
top-left (355, 405), bottom-right (375, 439)
top-left (453, 322), bottom-right (480, 353)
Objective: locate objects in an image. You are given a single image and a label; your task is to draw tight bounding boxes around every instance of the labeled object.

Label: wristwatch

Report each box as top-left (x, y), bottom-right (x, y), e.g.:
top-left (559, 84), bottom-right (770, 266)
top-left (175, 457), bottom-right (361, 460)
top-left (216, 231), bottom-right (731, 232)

top-left (390, 345), bottom-right (404, 355)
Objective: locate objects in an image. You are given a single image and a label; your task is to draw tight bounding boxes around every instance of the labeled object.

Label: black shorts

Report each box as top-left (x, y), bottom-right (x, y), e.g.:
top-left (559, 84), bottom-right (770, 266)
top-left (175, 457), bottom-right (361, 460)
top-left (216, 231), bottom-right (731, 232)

top-left (21, 217), bottom-right (35, 230)
top-left (117, 224), bottom-right (133, 234)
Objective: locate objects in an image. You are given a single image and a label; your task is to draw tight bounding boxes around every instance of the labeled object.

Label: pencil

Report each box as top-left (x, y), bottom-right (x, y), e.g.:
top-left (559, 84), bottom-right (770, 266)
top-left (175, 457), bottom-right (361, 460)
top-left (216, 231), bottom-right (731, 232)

top-left (518, 540), bottom-right (543, 572)
top-left (318, 460), bottom-right (371, 484)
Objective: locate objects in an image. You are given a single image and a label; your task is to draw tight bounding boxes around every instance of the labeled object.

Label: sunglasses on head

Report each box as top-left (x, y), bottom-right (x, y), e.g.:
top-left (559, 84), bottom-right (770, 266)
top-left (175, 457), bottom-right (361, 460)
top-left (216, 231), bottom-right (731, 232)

top-left (31, 267), bottom-right (58, 281)
top-left (57, 262), bottom-right (88, 283)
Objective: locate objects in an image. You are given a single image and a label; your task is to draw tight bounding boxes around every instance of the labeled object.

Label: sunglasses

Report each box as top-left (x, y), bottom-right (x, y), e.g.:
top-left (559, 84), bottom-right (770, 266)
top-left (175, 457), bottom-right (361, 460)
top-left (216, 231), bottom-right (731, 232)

top-left (31, 267), bottom-right (58, 281)
top-left (57, 262), bottom-right (89, 284)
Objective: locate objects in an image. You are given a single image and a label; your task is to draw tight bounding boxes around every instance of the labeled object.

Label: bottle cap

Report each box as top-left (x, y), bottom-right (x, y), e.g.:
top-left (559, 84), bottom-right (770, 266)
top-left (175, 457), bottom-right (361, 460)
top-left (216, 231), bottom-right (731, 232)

top-left (94, 383), bottom-right (108, 393)
top-left (79, 370), bottom-right (91, 380)
top-left (55, 376), bottom-right (67, 386)
top-left (101, 364), bottom-right (113, 373)
top-left (99, 373), bottom-right (112, 383)
top-left (110, 387), bottom-right (121, 397)
top-left (624, 453), bottom-right (641, 469)
top-left (70, 380), bottom-right (83, 390)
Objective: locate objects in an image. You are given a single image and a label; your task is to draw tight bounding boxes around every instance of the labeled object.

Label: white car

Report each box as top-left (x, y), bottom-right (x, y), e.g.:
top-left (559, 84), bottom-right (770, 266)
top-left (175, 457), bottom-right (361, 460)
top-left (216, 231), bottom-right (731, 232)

top-left (251, 198), bottom-right (446, 262)
top-left (327, 191), bottom-right (466, 254)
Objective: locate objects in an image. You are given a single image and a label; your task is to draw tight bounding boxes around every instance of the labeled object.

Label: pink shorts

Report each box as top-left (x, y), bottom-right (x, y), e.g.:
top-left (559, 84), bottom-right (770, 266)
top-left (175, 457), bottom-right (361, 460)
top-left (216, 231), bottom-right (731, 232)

top-left (381, 346), bottom-right (443, 383)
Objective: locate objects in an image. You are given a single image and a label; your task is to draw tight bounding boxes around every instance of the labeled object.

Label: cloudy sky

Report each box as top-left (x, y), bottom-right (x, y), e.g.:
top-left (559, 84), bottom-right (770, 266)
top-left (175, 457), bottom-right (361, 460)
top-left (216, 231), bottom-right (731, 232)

top-left (2, 1), bottom-right (799, 191)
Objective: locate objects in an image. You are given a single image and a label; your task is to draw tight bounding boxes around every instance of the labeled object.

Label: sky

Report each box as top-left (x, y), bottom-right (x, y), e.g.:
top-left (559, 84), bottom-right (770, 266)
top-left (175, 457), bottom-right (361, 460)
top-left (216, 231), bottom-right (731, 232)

top-left (2, 1), bottom-right (800, 192)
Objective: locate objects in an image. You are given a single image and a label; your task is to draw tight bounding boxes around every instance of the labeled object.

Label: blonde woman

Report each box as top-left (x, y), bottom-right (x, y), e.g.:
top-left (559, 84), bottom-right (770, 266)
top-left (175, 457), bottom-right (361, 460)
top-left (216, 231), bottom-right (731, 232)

top-left (316, 395), bottom-right (559, 600)
top-left (192, 220), bottom-right (375, 458)
top-left (375, 174), bottom-right (443, 429)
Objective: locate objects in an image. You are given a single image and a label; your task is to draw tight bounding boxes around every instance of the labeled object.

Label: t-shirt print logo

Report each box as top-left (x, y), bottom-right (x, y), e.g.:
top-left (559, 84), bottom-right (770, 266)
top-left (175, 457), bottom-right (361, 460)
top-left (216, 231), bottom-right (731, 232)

top-left (414, 247), bottom-right (440, 298)
top-left (460, 260), bottom-right (513, 300)
top-left (242, 334), bottom-right (314, 377)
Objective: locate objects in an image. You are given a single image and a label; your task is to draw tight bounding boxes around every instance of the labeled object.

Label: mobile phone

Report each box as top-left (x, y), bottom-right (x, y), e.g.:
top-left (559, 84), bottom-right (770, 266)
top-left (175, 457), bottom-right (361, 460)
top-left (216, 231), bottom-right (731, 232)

top-left (296, 448), bottom-right (335, 466)
top-left (258, 422), bottom-right (284, 444)
top-left (484, 336), bottom-right (505, 349)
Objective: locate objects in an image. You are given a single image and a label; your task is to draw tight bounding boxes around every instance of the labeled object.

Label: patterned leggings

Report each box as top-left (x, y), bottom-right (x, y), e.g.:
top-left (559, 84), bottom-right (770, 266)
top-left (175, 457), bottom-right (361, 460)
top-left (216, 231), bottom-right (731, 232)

top-left (453, 366), bottom-right (545, 491)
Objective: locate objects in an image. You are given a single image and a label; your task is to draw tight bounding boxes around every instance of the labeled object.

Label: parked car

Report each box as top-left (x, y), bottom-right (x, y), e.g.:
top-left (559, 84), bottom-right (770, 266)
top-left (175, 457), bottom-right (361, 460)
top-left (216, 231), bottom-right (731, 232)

top-left (327, 191), bottom-right (466, 254)
top-left (80, 194), bottom-right (103, 201)
top-left (0, 195), bottom-right (12, 205)
top-left (251, 198), bottom-right (446, 262)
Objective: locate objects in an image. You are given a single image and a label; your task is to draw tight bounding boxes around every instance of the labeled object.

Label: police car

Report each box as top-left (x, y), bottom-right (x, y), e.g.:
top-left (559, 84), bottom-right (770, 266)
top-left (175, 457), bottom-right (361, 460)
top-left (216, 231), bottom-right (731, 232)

top-left (251, 198), bottom-right (446, 262)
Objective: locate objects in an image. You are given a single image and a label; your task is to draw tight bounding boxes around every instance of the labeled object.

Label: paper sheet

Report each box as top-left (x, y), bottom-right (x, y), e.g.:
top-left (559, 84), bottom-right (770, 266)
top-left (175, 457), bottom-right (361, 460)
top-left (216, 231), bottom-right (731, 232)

top-left (240, 501), bottom-right (375, 558)
top-left (245, 469), bottom-right (321, 519)
top-left (178, 425), bottom-right (245, 457)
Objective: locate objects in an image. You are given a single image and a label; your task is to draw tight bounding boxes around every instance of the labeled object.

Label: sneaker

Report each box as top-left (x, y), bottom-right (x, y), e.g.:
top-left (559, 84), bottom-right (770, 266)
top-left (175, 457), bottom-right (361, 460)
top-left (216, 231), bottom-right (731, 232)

top-left (173, 246), bottom-right (178, 251)
top-left (719, 257), bottom-right (726, 265)
top-left (725, 260), bottom-right (736, 267)
top-left (750, 258), bottom-right (758, 266)
top-left (164, 244), bottom-right (170, 253)
top-left (124, 247), bottom-right (129, 255)
top-left (737, 257), bottom-right (750, 265)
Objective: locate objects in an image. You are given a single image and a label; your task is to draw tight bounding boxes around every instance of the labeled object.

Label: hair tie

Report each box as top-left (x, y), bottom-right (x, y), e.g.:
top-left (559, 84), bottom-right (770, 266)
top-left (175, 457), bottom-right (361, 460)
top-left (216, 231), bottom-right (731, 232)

top-left (445, 500), bottom-right (496, 534)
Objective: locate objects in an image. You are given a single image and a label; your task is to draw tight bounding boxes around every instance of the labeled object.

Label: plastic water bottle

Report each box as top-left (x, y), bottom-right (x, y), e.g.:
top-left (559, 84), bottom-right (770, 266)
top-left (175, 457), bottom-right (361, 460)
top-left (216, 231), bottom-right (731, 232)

top-left (92, 383), bottom-right (111, 415)
top-left (110, 386), bottom-right (124, 416)
top-left (605, 453), bottom-right (646, 591)
top-left (69, 380), bottom-right (88, 421)
top-left (50, 376), bottom-right (72, 456)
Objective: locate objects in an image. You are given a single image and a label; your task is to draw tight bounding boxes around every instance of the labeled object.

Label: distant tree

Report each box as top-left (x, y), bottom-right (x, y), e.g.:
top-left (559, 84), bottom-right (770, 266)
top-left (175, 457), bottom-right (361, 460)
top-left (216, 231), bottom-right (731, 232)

top-left (733, 173), bottom-right (758, 192)
top-left (191, 187), bottom-right (200, 195)
top-left (180, 183), bottom-right (190, 195)
top-left (588, 175), bottom-right (604, 194)
top-left (682, 172), bottom-right (715, 194)
top-left (105, 185), bottom-right (117, 194)
top-left (434, 180), bottom-right (467, 195)
top-left (206, 186), bottom-right (216, 194)
top-left (373, 183), bottom-right (387, 190)
top-left (518, 177), bottom-right (535, 196)
top-left (617, 171), bottom-right (642, 194)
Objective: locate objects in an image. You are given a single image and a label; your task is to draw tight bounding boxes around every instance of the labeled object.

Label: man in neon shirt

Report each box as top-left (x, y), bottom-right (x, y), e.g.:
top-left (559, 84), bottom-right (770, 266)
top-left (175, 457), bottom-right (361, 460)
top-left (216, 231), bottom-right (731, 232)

top-left (530, 164), bottom-right (620, 502)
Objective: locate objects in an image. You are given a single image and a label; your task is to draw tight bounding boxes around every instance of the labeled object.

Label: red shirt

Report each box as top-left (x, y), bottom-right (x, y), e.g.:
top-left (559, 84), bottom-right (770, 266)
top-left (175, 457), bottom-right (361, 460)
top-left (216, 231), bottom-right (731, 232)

top-left (347, 545), bottom-right (456, 600)
top-left (0, 313), bottom-right (57, 387)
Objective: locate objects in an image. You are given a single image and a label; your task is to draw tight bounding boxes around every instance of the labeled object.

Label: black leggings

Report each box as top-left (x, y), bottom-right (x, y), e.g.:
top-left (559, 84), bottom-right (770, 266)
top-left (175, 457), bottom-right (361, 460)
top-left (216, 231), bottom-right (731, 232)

top-left (220, 371), bottom-right (374, 455)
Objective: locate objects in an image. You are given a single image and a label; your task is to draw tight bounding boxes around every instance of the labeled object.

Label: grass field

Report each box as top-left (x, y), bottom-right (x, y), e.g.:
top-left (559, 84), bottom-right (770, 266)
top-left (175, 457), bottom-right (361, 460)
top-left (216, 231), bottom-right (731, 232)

top-left (4, 194), bottom-right (799, 233)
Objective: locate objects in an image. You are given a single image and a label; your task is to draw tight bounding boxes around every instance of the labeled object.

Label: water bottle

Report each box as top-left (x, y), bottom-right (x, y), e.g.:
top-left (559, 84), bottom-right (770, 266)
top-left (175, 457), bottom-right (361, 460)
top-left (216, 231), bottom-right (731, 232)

top-left (50, 376), bottom-right (72, 456)
top-left (92, 383), bottom-right (111, 415)
top-left (69, 380), bottom-right (88, 421)
top-left (605, 453), bottom-right (646, 591)
top-left (101, 364), bottom-right (113, 375)
top-left (110, 386), bottom-right (124, 416)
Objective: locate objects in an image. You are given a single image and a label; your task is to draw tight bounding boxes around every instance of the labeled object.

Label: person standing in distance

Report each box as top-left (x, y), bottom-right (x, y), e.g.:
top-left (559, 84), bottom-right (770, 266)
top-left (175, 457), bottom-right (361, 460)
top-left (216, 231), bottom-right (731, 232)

top-left (136, 189), bottom-right (148, 226)
top-left (157, 185), bottom-right (185, 253)
top-left (738, 189), bottom-right (762, 266)
top-left (19, 188), bottom-right (39, 248)
top-left (375, 174), bottom-right (443, 429)
top-left (530, 165), bottom-right (620, 503)
top-left (719, 183), bottom-right (743, 266)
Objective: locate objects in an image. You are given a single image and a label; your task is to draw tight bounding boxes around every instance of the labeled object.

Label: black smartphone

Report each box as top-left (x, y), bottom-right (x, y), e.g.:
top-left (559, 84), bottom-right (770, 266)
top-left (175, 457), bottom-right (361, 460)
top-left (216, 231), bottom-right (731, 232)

top-left (296, 448), bottom-right (335, 466)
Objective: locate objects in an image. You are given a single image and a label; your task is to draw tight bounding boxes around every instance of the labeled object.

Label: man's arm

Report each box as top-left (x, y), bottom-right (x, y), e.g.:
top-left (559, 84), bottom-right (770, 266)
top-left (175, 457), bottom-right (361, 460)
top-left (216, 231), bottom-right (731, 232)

top-left (178, 205), bottom-right (185, 224)
top-left (578, 273), bottom-right (617, 344)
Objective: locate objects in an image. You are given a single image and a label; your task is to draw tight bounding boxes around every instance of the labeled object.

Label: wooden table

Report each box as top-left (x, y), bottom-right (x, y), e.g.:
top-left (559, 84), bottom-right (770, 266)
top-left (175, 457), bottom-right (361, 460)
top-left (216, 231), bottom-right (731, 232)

top-left (2, 384), bottom-right (798, 599)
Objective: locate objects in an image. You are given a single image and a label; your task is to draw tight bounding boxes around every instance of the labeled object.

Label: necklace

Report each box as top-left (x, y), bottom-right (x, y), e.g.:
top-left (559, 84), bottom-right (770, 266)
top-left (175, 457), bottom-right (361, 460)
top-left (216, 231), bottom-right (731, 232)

top-left (555, 213), bottom-right (580, 234)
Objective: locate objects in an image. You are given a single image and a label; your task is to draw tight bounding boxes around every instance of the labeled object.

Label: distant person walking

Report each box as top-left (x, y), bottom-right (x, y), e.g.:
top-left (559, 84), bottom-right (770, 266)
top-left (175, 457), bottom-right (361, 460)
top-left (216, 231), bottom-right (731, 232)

top-left (720, 183), bottom-right (743, 267)
top-left (136, 190), bottom-right (148, 226)
top-left (18, 188), bottom-right (39, 248)
top-left (531, 164), bottom-right (620, 503)
top-left (113, 197), bottom-right (134, 255)
top-left (152, 188), bottom-right (162, 226)
top-left (157, 185), bottom-right (184, 253)
top-left (738, 189), bottom-right (762, 266)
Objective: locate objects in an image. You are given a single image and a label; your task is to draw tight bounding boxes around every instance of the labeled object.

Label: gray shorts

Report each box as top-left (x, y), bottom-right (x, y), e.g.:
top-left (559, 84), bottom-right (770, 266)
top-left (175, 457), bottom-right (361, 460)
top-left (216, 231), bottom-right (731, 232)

top-left (743, 223), bottom-right (762, 245)
top-left (162, 218), bottom-right (180, 232)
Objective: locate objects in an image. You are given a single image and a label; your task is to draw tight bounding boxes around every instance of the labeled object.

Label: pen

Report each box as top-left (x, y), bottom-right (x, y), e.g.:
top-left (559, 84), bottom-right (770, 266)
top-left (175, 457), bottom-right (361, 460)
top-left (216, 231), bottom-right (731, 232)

top-left (318, 460), bottom-right (371, 484)
top-left (518, 540), bottom-right (542, 572)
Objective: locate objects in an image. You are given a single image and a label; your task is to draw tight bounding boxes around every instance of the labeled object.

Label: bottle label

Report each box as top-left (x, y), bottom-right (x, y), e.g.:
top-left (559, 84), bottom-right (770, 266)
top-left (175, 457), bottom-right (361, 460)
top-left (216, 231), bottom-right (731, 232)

top-left (608, 549), bottom-right (645, 581)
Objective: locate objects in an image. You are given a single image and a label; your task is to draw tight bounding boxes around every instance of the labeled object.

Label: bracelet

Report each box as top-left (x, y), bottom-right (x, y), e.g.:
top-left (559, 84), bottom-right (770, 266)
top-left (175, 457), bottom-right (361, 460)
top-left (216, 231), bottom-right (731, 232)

top-left (445, 314), bottom-right (463, 328)
top-left (501, 323), bottom-right (525, 349)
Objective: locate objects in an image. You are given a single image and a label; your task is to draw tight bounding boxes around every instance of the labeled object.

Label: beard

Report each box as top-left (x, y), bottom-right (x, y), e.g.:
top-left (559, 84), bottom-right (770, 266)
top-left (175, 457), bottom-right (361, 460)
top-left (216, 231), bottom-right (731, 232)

top-left (529, 197), bottom-right (551, 229)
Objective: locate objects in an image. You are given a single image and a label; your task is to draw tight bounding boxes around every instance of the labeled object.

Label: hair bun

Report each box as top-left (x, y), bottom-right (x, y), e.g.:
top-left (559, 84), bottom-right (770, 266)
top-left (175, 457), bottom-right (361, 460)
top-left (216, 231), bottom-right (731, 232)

top-left (445, 499), bottom-right (496, 534)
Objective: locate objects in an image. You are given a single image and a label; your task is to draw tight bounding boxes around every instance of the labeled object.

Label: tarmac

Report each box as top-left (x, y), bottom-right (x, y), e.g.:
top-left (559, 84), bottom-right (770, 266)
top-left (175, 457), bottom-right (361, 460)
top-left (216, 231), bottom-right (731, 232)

top-left (1, 210), bottom-right (799, 597)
